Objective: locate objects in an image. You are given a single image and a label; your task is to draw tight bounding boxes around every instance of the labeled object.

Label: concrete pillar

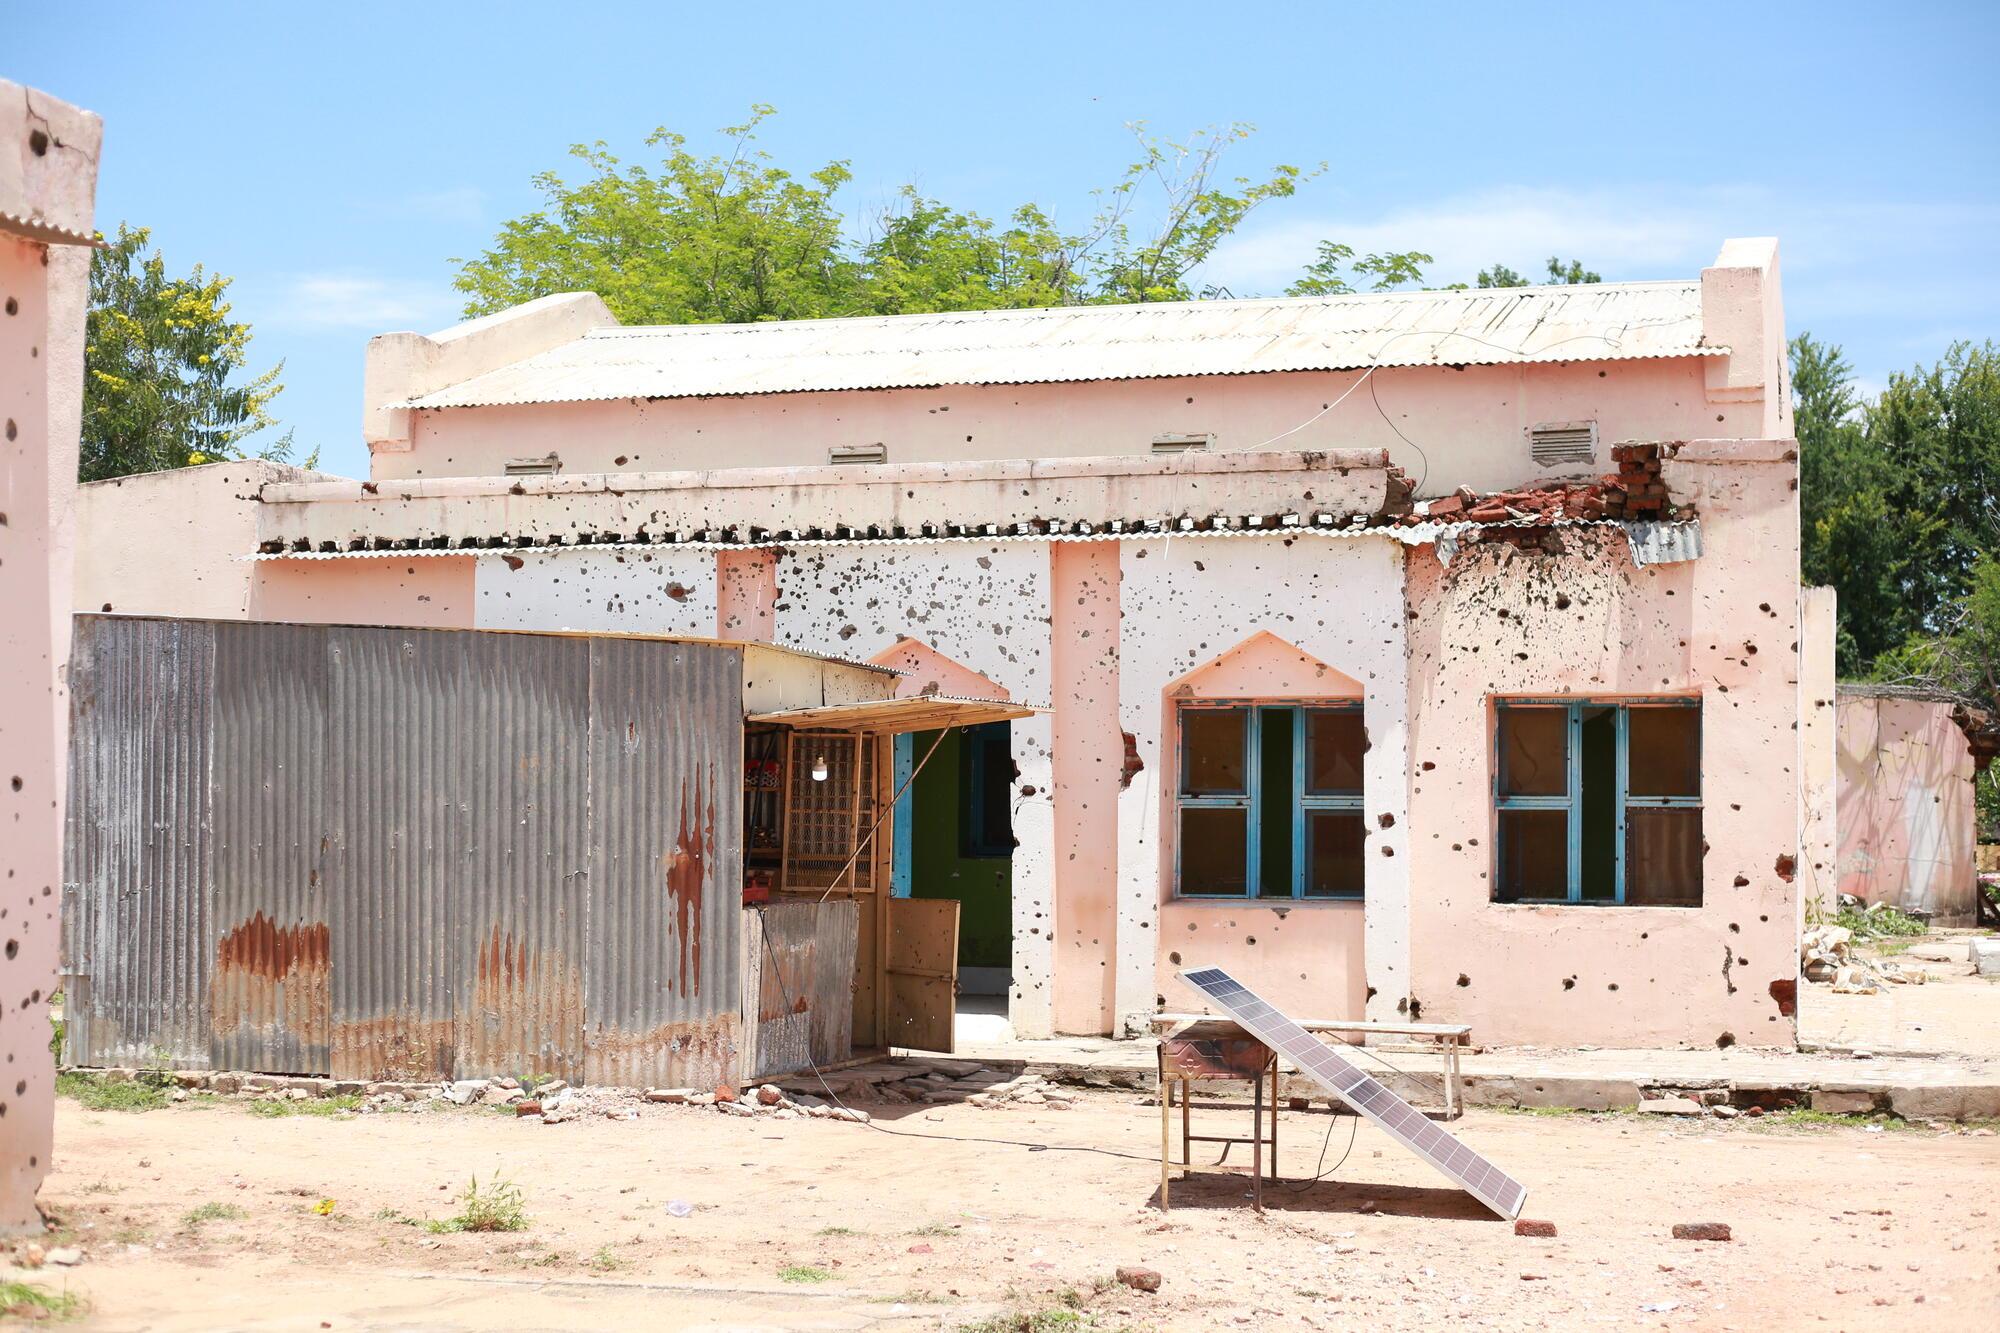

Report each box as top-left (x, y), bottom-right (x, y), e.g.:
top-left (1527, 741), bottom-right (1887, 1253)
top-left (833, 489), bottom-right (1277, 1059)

top-left (1048, 541), bottom-right (1121, 1035)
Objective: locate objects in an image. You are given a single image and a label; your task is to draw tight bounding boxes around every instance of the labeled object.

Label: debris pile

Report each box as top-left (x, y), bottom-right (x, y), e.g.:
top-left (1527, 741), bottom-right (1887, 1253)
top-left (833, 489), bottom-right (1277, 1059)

top-left (1800, 923), bottom-right (1929, 994)
top-left (775, 1058), bottom-right (1077, 1110)
top-left (1406, 443), bottom-right (1675, 527)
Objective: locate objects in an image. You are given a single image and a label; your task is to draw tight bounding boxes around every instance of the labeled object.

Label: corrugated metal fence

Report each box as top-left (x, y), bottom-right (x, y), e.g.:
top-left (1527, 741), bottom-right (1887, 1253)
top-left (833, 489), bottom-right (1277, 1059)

top-left (63, 615), bottom-right (747, 1087)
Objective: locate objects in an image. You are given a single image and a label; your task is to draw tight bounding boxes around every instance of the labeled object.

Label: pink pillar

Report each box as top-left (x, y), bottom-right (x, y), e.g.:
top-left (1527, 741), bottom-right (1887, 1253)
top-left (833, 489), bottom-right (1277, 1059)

top-left (1049, 541), bottom-right (1122, 1035)
top-left (0, 81), bottom-right (101, 1234)
top-left (716, 547), bottom-right (778, 641)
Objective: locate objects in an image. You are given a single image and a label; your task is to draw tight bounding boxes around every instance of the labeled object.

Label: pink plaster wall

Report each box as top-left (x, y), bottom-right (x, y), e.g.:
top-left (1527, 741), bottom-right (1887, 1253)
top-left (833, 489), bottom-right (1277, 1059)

top-left (249, 556), bottom-right (477, 627)
top-left (1835, 694), bottom-right (1978, 925)
top-left (1149, 630), bottom-right (1371, 1025)
top-left (1048, 542), bottom-right (1122, 1034)
top-left (382, 358), bottom-right (1749, 498)
top-left (715, 546), bottom-right (777, 641)
top-left (1402, 442), bottom-right (1802, 1048)
top-left (867, 637), bottom-right (1010, 701)
top-left (1, 79), bottom-right (99, 1234)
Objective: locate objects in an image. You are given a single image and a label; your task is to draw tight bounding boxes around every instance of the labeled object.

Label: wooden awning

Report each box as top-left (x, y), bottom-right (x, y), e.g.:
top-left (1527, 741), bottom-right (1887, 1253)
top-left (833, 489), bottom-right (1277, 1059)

top-left (746, 695), bottom-right (1043, 734)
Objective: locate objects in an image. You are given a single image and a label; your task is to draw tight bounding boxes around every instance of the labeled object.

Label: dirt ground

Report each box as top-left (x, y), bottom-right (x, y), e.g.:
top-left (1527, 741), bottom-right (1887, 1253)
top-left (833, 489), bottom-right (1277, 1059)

top-left (1798, 936), bottom-right (2000, 1059)
top-left (12, 1083), bottom-right (2000, 1331)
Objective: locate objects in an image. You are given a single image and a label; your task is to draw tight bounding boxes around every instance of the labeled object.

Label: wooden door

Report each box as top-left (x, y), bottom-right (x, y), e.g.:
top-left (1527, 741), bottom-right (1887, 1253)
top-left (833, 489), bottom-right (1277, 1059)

top-left (884, 897), bottom-right (958, 1053)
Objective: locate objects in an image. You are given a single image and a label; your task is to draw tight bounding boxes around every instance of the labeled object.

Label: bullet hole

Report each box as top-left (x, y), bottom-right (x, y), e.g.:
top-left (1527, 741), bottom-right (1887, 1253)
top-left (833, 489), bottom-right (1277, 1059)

top-left (7, 777), bottom-right (18, 792)
top-left (1728, 922), bottom-right (1740, 933)
top-left (1377, 812), bottom-right (1395, 829)
top-left (1758, 914), bottom-right (1769, 923)
top-left (1607, 983), bottom-right (1619, 992)
top-left (1168, 951), bottom-right (1181, 966)
top-left (1554, 593), bottom-right (1571, 610)
top-left (3, 297), bottom-right (14, 316)
top-left (1732, 874), bottom-right (1749, 887)
top-left (1640, 932), bottom-right (1649, 940)
top-left (5, 421), bottom-right (14, 441)
top-left (2, 941), bottom-right (12, 959)
top-left (1408, 999), bottom-right (1422, 1019)
top-left (1774, 854), bottom-right (1796, 883)
top-left (1246, 936), bottom-right (1257, 946)
top-left (1019, 785), bottom-right (1037, 798)
top-left (1119, 732), bottom-right (1144, 790)
top-left (664, 583), bottom-right (690, 602)
top-left (1455, 973), bottom-right (1470, 987)
top-left (1715, 1031), bottom-right (1736, 1049)
top-left (1561, 977), bottom-right (1576, 990)
top-left (1365, 986), bottom-right (1377, 1002)
top-left (1420, 761), bottom-right (1435, 771)
top-left (1768, 978), bottom-right (1797, 1017)
top-left (1451, 842), bottom-right (1462, 851)
top-left (614, 456), bottom-right (629, 466)
top-left (1379, 845), bottom-right (1394, 856)
top-left (838, 624), bottom-right (858, 639)
top-left (29, 129), bottom-right (49, 156)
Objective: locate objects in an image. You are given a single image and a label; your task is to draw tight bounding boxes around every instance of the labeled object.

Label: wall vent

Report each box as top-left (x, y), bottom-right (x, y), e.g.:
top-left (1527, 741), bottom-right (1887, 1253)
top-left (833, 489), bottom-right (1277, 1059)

top-left (828, 443), bottom-right (888, 465)
top-left (504, 454), bottom-right (562, 476)
top-left (1151, 433), bottom-right (1212, 454)
top-left (1529, 421), bottom-right (1597, 467)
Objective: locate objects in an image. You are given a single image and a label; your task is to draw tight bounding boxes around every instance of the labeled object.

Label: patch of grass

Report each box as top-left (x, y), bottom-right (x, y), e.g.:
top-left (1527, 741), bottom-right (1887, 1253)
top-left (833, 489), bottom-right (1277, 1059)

top-left (109, 1224), bottom-right (150, 1246)
top-left (0, 1281), bottom-right (82, 1322)
top-left (246, 1094), bottom-right (363, 1118)
top-left (588, 1246), bottom-right (624, 1272)
top-left (533, 1250), bottom-right (566, 1269)
top-left (816, 1225), bottom-right (861, 1237)
top-left (182, 1201), bottom-right (247, 1228)
top-left (881, 1290), bottom-right (952, 1305)
top-left (956, 1311), bottom-right (1085, 1333)
top-left (55, 1071), bottom-right (166, 1113)
top-left (1757, 1108), bottom-right (1917, 1132)
top-left (373, 1206), bottom-right (422, 1227)
top-left (909, 1221), bottom-right (958, 1236)
top-left (426, 1173), bottom-right (528, 1234)
top-left (779, 1264), bottom-right (835, 1284)
top-left (1834, 904), bottom-right (1928, 940)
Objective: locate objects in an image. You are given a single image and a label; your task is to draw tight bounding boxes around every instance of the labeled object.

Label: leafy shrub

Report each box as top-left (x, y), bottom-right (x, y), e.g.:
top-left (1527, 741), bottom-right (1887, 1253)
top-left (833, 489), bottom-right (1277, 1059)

top-left (56, 1071), bottom-right (167, 1113)
top-left (427, 1173), bottom-right (528, 1234)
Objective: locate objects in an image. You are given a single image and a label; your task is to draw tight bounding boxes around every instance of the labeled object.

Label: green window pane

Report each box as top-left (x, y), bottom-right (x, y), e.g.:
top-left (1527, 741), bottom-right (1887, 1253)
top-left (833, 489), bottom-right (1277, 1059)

top-left (1180, 806), bottom-right (1248, 895)
top-left (1181, 708), bottom-right (1247, 796)
top-left (1258, 708), bottom-right (1295, 896)
top-left (1304, 811), bottom-right (1366, 898)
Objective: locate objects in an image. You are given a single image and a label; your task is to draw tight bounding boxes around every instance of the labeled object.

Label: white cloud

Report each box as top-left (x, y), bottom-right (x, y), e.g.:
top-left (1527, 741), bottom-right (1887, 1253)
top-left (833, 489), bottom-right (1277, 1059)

top-left (266, 274), bottom-right (460, 331)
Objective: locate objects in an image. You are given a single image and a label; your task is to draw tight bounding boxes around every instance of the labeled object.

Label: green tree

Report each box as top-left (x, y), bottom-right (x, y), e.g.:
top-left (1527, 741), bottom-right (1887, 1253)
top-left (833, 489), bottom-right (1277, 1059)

top-left (456, 111), bottom-right (1312, 321)
top-left (82, 224), bottom-right (298, 482)
top-left (1285, 241), bottom-right (1434, 297)
top-left (1474, 257), bottom-right (1600, 288)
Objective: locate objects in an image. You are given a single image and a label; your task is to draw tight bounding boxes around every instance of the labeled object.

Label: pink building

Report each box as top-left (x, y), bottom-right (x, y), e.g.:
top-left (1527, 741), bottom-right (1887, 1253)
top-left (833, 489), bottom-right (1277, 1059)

top-left (76, 238), bottom-right (1825, 1051)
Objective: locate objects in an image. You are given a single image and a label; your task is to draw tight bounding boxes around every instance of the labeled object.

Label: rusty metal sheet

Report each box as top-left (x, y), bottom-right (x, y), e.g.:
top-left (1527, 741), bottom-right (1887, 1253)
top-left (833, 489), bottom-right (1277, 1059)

top-left (61, 616), bottom-right (216, 1068)
top-left (584, 637), bottom-right (745, 1089)
top-left (210, 621), bottom-right (332, 1075)
top-left (401, 282), bottom-right (1718, 410)
top-left (742, 899), bottom-right (857, 1081)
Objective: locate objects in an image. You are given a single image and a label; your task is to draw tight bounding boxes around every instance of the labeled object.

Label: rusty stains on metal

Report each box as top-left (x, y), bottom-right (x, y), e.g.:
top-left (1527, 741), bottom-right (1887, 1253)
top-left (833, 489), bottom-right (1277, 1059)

top-left (664, 781), bottom-right (710, 998)
top-left (211, 913), bottom-right (331, 1054)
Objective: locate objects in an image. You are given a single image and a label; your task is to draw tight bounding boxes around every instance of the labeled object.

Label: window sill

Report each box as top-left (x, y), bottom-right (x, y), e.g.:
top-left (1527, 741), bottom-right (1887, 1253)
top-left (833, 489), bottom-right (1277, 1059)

top-left (1172, 895), bottom-right (1365, 908)
top-left (1489, 899), bottom-right (1704, 910)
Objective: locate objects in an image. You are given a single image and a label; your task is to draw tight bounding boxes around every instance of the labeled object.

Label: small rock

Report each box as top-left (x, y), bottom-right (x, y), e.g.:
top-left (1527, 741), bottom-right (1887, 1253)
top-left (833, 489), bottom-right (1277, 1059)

top-left (170, 1089), bottom-right (190, 1103)
top-left (516, 1100), bottom-right (542, 1117)
top-left (756, 1084), bottom-right (783, 1106)
top-left (1711, 1105), bottom-right (1739, 1119)
top-left (1672, 1222), bottom-right (1732, 1242)
top-left (541, 1111), bottom-right (568, 1125)
top-left (1513, 1219), bottom-right (1557, 1238)
top-left (286, 1088), bottom-right (311, 1102)
top-left (908, 1243), bottom-right (932, 1255)
top-left (1744, 1105), bottom-right (1765, 1118)
top-left (831, 1107), bottom-right (871, 1124)
top-left (604, 1109), bottom-right (638, 1121)
top-left (1639, 1096), bottom-right (1703, 1116)
top-left (443, 1080), bottom-right (485, 1106)
top-left (645, 1088), bottom-right (694, 1104)
top-left (20, 1243), bottom-right (44, 1269)
top-left (718, 1101), bottom-right (755, 1117)
top-left (714, 1084), bottom-right (739, 1104)
top-left (1115, 1265), bottom-right (1162, 1293)
top-left (46, 1246), bottom-right (83, 1267)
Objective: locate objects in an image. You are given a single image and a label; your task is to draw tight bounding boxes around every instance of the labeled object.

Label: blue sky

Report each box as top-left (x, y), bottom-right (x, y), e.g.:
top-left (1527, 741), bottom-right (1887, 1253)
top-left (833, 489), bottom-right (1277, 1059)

top-left (16, 1), bottom-right (1999, 479)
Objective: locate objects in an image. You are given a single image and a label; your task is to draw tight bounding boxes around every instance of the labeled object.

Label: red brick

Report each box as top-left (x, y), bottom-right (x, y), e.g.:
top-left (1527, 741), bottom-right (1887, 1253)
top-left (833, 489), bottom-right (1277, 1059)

top-left (1672, 1222), bottom-right (1732, 1242)
top-left (1514, 1218), bottom-right (1558, 1238)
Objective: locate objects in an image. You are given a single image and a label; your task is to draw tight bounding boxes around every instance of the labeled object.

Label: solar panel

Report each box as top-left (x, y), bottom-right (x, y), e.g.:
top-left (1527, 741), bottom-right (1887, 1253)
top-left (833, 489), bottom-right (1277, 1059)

top-left (1179, 966), bottom-right (1527, 1220)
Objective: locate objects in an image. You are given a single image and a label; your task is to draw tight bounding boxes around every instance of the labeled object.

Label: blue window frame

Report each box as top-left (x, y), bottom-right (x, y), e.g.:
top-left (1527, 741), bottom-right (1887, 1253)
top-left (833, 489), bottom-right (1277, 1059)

top-left (1175, 702), bottom-right (1366, 900)
top-left (1494, 698), bottom-right (1702, 906)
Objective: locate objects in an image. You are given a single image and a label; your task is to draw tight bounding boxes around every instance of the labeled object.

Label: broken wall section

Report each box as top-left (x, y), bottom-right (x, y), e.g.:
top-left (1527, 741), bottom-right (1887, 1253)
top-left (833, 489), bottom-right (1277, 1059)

top-left (1836, 689), bottom-right (1980, 926)
top-left (1403, 440), bottom-right (1802, 1048)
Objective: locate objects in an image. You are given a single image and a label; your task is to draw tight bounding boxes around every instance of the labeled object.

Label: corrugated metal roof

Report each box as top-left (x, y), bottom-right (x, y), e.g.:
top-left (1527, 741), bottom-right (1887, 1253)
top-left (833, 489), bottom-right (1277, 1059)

top-left (401, 281), bottom-right (1718, 409)
top-left (747, 696), bottom-right (1044, 732)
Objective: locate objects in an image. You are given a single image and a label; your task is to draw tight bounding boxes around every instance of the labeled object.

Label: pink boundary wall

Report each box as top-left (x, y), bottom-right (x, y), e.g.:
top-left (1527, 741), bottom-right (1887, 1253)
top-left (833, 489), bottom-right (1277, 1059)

top-left (1, 80), bottom-right (100, 1234)
top-left (1835, 693), bottom-right (1978, 925)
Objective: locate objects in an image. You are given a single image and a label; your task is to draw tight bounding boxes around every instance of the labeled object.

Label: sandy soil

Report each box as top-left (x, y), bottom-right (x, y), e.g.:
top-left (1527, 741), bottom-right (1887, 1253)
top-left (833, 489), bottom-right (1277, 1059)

top-left (1799, 939), bottom-right (2000, 1058)
top-left (14, 1085), bottom-right (2000, 1331)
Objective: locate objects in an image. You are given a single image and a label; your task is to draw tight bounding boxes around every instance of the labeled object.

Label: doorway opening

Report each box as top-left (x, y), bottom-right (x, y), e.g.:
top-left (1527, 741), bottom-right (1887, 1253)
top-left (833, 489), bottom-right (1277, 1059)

top-left (896, 722), bottom-right (1015, 1042)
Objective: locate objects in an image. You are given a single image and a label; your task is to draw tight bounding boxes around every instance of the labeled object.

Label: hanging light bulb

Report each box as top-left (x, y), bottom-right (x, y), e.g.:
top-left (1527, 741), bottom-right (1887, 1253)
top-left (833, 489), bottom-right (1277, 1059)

top-left (811, 754), bottom-right (829, 782)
